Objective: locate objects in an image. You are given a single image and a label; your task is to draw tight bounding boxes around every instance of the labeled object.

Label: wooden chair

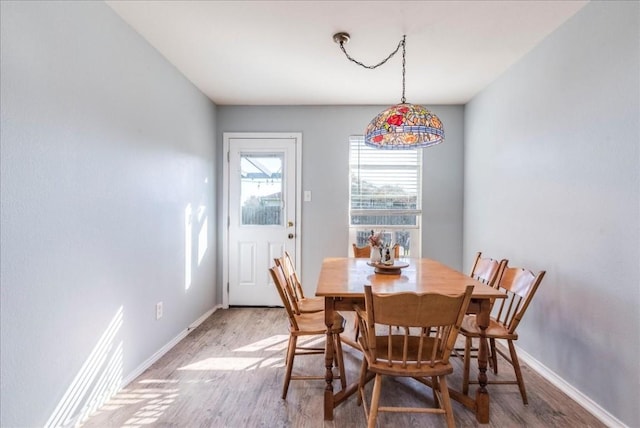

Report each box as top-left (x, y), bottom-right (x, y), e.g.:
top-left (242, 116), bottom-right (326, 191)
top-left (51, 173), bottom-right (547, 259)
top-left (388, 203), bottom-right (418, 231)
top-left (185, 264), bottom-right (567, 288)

top-left (454, 252), bottom-right (507, 366)
top-left (356, 285), bottom-right (474, 428)
top-left (268, 265), bottom-right (346, 399)
top-left (274, 252), bottom-right (323, 314)
top-left (351, 243), bottom-right (403, 341)
top-left (460, 265), bottom-right (546, 405)
top-left (469, 251), bottom-right (507, 288)
top-left (351, 243), bottom-right (402, 342)
top-left (352, 243), bottom-right (371, 258)
top-left (352, 243), bottom-right (400, 258)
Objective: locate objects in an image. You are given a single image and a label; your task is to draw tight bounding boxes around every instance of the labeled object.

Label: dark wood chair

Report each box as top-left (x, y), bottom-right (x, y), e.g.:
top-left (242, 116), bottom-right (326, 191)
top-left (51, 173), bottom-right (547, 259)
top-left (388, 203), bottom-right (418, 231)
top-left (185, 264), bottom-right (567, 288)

top-left (356, 284), bottom-right (474, 427)
top-left (268, 265), bottom-right (346, 399)
top-left (460, 265), bottom-right (546, 404)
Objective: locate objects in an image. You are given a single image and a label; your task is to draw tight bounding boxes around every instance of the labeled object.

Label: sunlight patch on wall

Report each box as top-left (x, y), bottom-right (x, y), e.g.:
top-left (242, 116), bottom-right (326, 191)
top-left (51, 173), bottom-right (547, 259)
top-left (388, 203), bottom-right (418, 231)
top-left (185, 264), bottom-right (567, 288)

top-left (197, 205), bottom-right (208, 266)
top-left (184, 204), bottom-right (193, 290)
top-left (45, 306), bottom-right (124, 428)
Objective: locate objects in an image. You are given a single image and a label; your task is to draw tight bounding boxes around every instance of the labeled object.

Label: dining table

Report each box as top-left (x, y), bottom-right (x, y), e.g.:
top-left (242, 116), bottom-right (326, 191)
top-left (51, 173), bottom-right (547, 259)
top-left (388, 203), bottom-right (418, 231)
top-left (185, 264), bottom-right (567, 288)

top-left (315, 257), bottom-right (506, 423)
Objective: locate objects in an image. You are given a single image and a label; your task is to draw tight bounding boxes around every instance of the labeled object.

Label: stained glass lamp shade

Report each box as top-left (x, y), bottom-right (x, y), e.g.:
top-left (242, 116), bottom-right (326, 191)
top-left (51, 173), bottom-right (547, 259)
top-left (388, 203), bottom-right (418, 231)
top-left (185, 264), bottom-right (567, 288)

top-left (364, 103), bottom-right (445, 149)
top-left (334, 32), bottom-right (445, 150)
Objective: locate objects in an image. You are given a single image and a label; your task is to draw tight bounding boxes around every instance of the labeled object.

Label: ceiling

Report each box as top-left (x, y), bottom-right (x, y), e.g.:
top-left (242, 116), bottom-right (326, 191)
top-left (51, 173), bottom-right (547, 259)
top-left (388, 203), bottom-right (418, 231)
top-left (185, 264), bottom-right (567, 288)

top-left (106, 1), bottom-right (588, 106)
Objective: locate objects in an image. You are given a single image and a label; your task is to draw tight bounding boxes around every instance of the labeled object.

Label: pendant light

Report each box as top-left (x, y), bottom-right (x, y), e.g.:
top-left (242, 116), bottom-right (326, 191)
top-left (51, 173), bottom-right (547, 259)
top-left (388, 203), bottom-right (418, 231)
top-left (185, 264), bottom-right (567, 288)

top-left (334, 32), bottom-right (444, 149)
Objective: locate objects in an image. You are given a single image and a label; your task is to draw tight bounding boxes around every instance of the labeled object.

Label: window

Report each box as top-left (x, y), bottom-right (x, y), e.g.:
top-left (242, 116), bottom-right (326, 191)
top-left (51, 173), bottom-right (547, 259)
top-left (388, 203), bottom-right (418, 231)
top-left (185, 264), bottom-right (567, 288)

top-left (240, 153), bottom-right (283, 226)
top-left (349, 136), bottom-right (422, 256)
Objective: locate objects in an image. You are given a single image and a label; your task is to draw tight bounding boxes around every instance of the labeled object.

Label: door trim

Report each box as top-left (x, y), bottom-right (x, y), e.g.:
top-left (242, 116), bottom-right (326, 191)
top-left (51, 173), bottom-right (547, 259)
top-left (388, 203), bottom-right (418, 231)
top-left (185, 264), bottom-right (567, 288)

top-left (222, 132), bottom-right (302, 308)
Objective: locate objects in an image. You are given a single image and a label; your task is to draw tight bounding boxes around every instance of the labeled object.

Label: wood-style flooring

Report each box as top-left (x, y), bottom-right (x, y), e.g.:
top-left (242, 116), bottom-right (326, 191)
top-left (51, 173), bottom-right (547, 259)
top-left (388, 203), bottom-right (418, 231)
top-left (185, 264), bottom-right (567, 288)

top-left (81, 308), bottom-right (605, 427)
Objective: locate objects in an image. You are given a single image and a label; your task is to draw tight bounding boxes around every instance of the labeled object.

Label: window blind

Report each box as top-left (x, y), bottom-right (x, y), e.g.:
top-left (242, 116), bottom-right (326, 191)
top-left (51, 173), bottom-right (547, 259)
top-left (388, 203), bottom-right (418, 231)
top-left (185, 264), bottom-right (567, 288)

top-left (349, 136), bottom-right (422, 226)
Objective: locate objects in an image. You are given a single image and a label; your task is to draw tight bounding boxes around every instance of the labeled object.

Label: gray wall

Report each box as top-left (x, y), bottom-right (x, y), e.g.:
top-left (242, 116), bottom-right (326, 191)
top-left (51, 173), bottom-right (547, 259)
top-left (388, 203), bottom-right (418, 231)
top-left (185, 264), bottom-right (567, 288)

top-left (0, 2), bottom-right (218, 426)
top-left (216, 105), bottom-right (464, 298)
top-left (464, 1), bottom-right (639, 426)
top-left (2, 0), bottom-right (637, 426)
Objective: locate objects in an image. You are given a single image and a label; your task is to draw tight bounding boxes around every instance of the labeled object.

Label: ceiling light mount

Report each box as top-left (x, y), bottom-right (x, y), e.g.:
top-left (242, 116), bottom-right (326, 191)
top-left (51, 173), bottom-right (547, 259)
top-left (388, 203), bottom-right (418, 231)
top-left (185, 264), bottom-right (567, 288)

top-left (332, 32), bottom-right (350, 45)
top-left (333, 32), bottom-right (444, 149)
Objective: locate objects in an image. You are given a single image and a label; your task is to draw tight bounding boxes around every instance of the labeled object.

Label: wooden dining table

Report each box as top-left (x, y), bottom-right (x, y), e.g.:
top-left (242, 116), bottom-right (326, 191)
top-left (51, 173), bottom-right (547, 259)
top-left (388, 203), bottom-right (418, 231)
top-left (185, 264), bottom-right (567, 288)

top-left (315, 257), bottom-right (506, 423)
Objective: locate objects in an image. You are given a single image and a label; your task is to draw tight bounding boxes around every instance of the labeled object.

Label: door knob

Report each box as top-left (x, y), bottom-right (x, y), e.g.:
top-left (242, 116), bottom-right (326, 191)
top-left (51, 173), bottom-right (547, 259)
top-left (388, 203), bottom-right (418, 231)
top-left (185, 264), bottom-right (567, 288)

top-left (288, 233), bottom-right (295, 239)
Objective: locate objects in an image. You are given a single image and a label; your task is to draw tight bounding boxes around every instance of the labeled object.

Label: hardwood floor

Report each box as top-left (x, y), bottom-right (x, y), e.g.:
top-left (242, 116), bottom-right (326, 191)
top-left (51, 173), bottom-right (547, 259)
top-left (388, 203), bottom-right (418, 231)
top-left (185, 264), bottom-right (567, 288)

top-left (81, 308), bottom-right (605, 427)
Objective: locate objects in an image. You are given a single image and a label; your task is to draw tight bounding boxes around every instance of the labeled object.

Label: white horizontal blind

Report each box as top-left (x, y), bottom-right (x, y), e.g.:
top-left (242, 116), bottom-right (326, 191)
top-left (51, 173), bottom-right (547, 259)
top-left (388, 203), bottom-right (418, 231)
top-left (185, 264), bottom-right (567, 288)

top-left (349, 135), bottom-right (422, 228)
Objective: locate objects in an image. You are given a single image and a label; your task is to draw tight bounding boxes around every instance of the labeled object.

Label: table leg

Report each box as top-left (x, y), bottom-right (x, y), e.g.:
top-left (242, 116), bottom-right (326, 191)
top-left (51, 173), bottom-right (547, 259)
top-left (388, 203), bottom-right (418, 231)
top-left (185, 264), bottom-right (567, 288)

top-left (323, 297), bottom-right (335, 421)
top-left (475, 299), bottom-right (491, 423)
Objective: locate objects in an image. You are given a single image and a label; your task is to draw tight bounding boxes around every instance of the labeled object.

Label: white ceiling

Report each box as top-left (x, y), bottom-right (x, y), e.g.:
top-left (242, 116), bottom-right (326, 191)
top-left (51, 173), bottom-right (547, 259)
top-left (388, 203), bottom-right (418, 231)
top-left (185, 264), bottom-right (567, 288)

top-left (106, 0), bottom-right (588, 106)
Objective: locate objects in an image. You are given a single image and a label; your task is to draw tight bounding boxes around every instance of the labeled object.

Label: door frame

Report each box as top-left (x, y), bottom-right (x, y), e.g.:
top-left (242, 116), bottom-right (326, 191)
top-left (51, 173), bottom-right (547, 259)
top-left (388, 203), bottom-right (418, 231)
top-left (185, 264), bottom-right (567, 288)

top-left (222, 132), bottom-right (302, 308)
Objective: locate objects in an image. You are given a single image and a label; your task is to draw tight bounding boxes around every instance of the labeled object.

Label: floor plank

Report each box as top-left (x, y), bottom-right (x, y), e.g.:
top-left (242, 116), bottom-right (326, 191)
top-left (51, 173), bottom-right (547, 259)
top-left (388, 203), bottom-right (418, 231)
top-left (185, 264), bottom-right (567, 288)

top-left (81, 308), bottom-right (605, 427)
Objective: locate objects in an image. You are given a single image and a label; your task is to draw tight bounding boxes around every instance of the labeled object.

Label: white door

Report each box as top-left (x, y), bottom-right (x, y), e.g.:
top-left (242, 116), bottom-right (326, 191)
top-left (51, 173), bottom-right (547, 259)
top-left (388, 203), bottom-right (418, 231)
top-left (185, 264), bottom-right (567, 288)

top-left (225, 134), bottom-right (300, 306)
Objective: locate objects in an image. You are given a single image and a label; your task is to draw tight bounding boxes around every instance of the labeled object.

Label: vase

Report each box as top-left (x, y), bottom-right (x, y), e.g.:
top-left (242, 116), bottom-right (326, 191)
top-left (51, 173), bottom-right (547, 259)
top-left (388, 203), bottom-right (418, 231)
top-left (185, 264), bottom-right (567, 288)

top-left (384, 246), bottom-right (394, 264)
top-left (370, 246), bottom-right (382, 263)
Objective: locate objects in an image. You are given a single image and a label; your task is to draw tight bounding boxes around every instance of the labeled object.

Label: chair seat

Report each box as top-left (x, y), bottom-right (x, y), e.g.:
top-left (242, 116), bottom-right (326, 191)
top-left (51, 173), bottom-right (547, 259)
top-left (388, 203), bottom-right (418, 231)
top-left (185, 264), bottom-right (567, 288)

top-left (460, 315), bottom-right (518, 340)
top-left (297, 296), bottom-right (324, 313)
top-left (292, 311), bottom-right (345, 336)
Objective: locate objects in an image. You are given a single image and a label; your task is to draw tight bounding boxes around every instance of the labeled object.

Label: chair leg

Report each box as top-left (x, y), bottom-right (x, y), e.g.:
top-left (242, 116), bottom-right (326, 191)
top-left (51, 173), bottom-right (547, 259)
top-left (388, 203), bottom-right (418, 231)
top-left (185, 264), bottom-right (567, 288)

top-left (357, 356), bottom-right (368, 406)
top-left (368, 374), bottom-right (382, 428)
top-left (490, 338), bottom-right (498, 374)
top-left (431, 376), bottom-right (441, 408)
top-left (439, 375), bottom-right (456, 428)
top-left (508, 340), bottom-right (528, 405)
top-left (282, 335), bottom-right (297, 399)
top-left (334, 333), bottom-right (347, 390)
top-left (462, 335), bottom-right (471, 395)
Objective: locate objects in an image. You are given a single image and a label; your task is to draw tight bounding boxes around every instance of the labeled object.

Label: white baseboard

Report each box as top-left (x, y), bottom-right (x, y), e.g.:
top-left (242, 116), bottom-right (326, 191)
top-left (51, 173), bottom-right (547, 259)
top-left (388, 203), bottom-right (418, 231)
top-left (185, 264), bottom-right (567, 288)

top-left (509, 341), bottom-right (627, 428)
top-left (120, 305), bottom-right (221, 388)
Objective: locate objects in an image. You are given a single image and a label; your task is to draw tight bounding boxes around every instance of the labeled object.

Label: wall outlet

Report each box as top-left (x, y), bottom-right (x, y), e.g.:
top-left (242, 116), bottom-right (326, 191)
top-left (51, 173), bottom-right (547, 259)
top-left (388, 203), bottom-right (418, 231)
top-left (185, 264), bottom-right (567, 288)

top-left (156, 302), bottom-right (163, 320)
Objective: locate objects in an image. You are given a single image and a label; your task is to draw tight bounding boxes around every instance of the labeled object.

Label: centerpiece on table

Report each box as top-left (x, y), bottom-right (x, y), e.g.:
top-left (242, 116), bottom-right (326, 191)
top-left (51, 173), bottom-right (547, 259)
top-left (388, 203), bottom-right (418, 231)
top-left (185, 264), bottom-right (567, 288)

top-left (369, 230), bottom-right (398, 264)
top-left (368, 230), bottom-right (396, 265)
top-left (367, 230), bottom-right (407, 274)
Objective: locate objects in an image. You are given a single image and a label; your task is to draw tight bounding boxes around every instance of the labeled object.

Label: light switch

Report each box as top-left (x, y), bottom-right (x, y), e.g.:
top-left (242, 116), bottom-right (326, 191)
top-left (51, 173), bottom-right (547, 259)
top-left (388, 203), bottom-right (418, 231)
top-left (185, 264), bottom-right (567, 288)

top-left (304, 190), bottom-right (312, 202)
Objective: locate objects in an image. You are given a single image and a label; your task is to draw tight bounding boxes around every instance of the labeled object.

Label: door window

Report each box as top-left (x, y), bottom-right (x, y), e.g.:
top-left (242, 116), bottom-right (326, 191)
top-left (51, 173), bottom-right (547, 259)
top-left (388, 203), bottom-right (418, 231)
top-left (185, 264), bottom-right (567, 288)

top-left (240, 153), bottom-right (284, 226)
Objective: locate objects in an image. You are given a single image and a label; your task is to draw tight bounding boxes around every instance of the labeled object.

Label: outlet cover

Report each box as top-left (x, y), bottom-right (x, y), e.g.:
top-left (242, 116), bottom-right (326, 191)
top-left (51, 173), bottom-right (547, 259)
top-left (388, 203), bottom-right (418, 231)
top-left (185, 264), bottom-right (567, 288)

top-left (156, 302), bottom-right (163, 320)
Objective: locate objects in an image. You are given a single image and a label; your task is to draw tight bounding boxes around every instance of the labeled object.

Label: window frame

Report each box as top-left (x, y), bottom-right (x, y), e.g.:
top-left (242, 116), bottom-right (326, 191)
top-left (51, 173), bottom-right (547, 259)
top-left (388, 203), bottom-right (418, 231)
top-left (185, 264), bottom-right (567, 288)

top-left (348, 135), bottom-right (422, 256)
